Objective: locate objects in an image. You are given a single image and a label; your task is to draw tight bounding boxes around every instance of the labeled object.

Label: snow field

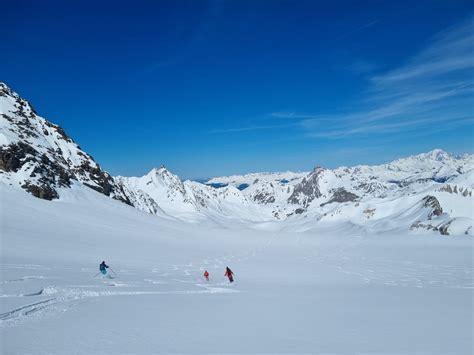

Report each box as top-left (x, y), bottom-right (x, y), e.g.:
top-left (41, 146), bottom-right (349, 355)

top-left (1, 183), bottom-right (473, 353)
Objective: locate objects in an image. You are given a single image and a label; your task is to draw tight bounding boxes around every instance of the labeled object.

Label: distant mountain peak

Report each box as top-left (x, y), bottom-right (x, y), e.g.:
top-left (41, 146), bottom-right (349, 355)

top-left (427, 148), bottom-right (451, 161)
top-left (146, 166), bottom-right (180, 183)
top-left (407, 149), bottom-right (452, 162)
top-left (311, 166), bottom-right (326, 173)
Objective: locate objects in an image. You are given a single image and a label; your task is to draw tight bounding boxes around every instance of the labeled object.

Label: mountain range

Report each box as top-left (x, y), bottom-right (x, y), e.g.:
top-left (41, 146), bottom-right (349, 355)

top-left (1, 82), bottom-right (472, 235)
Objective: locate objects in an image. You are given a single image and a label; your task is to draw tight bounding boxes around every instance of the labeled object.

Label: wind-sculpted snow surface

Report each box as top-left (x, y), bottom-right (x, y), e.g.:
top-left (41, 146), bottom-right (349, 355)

top-left (1, 183), bottom-right (473, 354)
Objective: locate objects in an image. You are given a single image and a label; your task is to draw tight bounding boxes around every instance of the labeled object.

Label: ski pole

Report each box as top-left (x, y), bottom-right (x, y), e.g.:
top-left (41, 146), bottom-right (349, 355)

top-left (109, 267), bottom-right (117, 275)
top-left (93, 272), bottom-right (101, 277)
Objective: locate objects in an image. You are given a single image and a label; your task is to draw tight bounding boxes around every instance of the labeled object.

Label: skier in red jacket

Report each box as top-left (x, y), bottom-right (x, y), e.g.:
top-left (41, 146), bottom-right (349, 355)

top-left (224, 267), bottom-right (234, 283)
top-left (203, 270), bottom-right (210, 281)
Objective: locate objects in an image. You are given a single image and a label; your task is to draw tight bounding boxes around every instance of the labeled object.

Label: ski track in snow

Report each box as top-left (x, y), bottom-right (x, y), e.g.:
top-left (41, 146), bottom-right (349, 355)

top-left (1, 264), bottom-right (51, 271)
top-left (0, 246), bottom-right (270, 328)
top-left (298, 236), bottom-right (473, 289)
top-left (1, 235), bottom-right (471, 330)
top-left (0, 273), bottom-right (240, 327)
top-left (0, 240), bottom-right (277, 328)
top-left (1, 276), bottom-right (62, 284)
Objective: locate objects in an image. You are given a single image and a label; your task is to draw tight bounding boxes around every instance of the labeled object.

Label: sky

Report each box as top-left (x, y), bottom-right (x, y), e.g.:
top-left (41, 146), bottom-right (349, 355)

top-left (2, 0), bottom-right (473, 179)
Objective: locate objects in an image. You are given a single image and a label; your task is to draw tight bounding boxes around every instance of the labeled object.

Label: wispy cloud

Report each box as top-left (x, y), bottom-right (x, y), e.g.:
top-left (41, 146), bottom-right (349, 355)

top-left (336, 19), bottom-right (380, 41)
top-left (209, 17), bottom-right (473, 140)
top-left (308, 115), bottom-right (473, 139)
top-left (300, 16), bottom-right (474, 138)
top-left (269, 112), bottom-right (321, 119)
top-left (209, 123), bottom-right (297, 134)
top-left (372, 20), bottom-right (474, 85)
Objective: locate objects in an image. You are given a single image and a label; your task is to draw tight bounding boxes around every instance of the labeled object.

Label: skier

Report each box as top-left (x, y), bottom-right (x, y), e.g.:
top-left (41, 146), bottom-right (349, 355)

top-left (224, 266), bottom-right (234, 283)
top-left (99, 261), bottom-right (109, 275)
top-left (204, 270), bottom-right (209, 281)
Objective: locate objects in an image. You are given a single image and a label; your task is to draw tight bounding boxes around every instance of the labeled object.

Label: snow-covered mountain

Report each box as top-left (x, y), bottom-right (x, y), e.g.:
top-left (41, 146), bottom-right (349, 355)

top-left (116, 167), bottom-right (277, 222)
top-left (1, 82), bottom-right (472, 235)
top-left (207, 171), bottom-right (307, 189)
top-left (0, 83), bottom-right (130, 203)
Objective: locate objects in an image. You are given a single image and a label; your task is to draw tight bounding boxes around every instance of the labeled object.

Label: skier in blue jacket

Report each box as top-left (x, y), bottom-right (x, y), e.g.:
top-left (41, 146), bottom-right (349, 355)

top-left (99, 261), bottom-right (109, 275)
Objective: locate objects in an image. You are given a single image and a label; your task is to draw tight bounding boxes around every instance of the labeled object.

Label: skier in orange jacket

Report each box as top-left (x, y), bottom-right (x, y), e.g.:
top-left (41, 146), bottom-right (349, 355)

top-left (203, 270), bottom-right (209, 281)
top-left (224, 267), bottom-right (234, 283)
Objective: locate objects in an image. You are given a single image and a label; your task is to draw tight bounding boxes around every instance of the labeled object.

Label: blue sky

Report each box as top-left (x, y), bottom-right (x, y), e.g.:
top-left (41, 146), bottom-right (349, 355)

top-left (2, 0), bottom-right (473, 179)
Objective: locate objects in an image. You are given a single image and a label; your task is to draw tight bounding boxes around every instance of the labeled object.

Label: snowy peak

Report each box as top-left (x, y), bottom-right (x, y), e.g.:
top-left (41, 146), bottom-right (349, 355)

top-left (145, 166), bottom-right (183, 187)
top-left (0, 82), bottom-right (130, 203)
top-left (148, 165), bottom-right (169, 176)
top-left (426, 149), bottom-right (452, 162)
top-left (390, 149), bottom-right (453, 164)
top-left (393, 148), bottom-right (464, 166)
top-left (0, 82), bottom-right (37, 126)
top-left (115, 166), bottom-right (199, 218)
top-left (287, 167), bottom-right (327, 207)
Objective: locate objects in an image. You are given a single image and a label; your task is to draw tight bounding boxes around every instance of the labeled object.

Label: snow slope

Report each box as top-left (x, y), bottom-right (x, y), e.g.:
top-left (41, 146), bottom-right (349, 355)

top-left (1, 182), bottom-right (473, 354)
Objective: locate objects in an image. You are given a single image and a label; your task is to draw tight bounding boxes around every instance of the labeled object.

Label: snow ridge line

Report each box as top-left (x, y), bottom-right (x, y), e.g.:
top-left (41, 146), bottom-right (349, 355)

top-left (0, 298), bottom-right (56, 321)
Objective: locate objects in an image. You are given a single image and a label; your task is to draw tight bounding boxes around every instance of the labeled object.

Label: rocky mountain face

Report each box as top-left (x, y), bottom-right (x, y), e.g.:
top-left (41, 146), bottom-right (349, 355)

top-left (1, 82), bottom-right (473, 235)
top-left (288, 167), bottom-right (325, 207)
top-left (0, 83), bottom-right (130, 203)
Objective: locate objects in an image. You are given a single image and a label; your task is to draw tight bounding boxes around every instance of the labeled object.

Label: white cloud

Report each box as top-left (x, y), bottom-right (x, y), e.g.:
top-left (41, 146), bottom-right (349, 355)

top-left (209, 123), bottom-right (297, 134)
top-left (300, 16), bottom-right (474, 138)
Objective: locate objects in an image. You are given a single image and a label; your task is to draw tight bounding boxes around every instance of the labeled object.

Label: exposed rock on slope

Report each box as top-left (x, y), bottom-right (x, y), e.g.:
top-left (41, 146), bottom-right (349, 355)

top-left (422, 196), bottom-right (443, 219)
top-left (288, 167), bottom-right (325, 207)
top-left (320, 188), bottom-right (359, 207)
top-left (0, 83), bottom-right (130, 203)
